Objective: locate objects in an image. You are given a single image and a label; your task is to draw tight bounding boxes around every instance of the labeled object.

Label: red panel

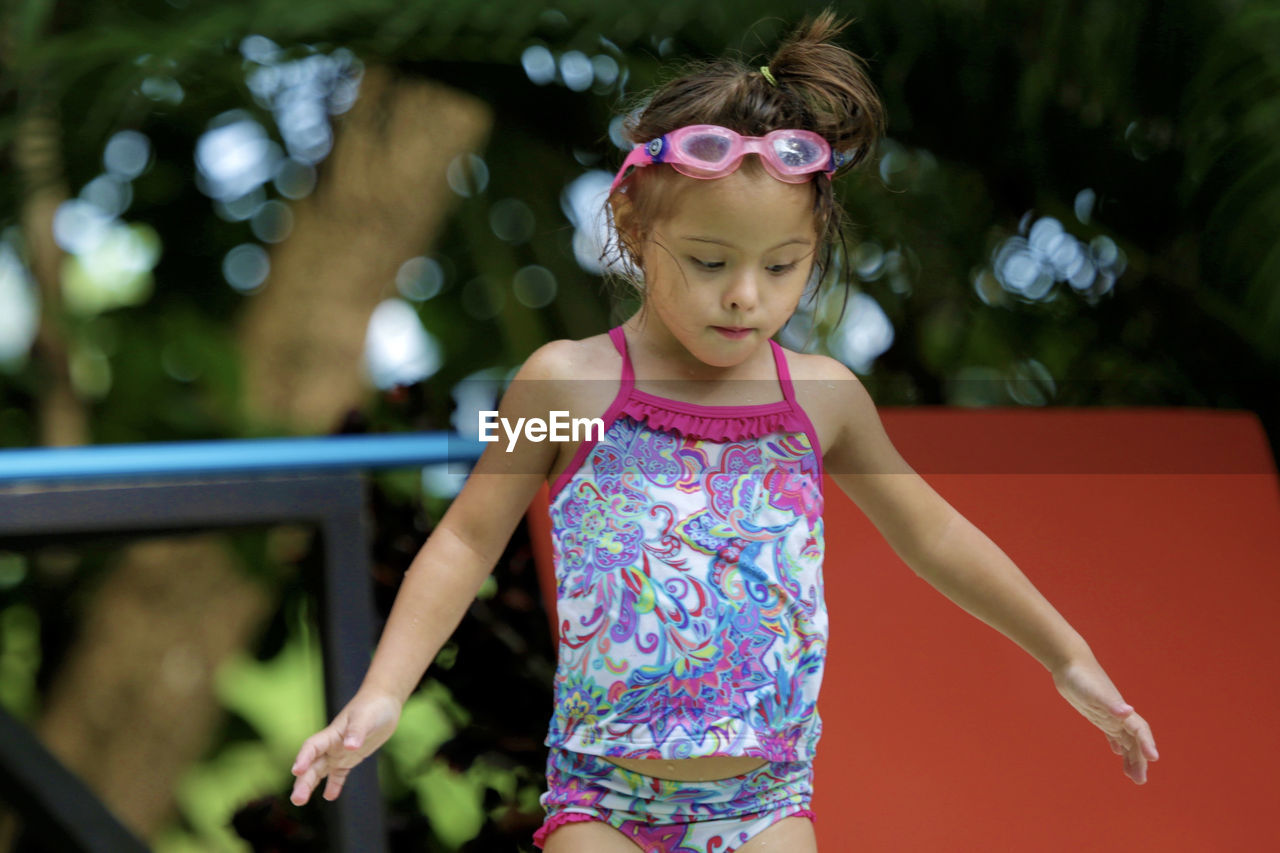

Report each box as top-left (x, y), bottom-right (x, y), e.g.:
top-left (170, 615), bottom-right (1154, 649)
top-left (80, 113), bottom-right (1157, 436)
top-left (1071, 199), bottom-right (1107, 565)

top-left (527, 409), bottom-right (1280, 850)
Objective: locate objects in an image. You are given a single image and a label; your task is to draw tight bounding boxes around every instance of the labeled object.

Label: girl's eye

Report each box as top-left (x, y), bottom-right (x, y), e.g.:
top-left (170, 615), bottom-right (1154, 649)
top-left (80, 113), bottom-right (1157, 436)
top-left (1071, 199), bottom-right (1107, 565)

top-left (767, 262), bottom-right (799, 274)
top-left (691, 257), bottom-right (724, 270)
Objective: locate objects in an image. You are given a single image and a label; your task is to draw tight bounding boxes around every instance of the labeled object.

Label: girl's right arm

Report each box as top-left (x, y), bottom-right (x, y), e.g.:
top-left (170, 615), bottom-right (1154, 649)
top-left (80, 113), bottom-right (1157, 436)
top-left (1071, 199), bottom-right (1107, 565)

top-left (289, 341), bottom-right (571, 805)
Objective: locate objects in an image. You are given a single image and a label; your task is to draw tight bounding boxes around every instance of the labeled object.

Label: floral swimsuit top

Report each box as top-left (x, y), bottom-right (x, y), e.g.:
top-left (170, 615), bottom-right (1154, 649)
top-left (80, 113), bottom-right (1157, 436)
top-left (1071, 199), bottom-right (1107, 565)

top-left (545, 326), bottom-right (827, 763)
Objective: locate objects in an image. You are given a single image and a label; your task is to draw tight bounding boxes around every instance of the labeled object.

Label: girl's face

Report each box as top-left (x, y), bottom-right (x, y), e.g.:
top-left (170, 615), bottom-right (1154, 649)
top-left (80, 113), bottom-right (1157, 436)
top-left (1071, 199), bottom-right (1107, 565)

top-left (629, 165), bottom-right (818, 370)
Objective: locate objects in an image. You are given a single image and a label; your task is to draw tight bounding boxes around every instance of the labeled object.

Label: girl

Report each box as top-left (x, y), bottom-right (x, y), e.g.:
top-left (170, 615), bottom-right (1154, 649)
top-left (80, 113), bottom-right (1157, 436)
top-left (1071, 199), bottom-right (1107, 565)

top-left (289, 12), bottom-right (1158, 852)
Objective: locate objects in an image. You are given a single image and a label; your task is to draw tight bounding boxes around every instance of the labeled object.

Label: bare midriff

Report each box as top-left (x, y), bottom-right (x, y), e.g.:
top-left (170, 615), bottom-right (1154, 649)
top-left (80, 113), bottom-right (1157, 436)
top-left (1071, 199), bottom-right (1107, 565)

top-left (603, 755), bottom-right (770, 782)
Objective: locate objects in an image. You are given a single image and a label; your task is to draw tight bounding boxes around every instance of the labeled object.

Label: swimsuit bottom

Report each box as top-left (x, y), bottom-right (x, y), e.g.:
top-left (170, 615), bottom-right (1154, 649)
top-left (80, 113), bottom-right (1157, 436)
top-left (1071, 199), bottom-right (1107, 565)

top-left (534, 748), bottom-right (816, 852)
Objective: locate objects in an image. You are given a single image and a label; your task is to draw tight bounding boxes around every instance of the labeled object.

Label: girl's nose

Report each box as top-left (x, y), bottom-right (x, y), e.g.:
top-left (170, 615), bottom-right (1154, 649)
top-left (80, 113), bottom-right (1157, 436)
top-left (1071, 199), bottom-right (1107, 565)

top-left (725, 272), bottom-right (759, 312)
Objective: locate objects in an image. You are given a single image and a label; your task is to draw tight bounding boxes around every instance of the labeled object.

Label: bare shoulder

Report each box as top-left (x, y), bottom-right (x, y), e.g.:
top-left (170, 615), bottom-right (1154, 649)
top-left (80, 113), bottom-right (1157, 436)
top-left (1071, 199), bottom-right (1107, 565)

top-left (767, 348), bottom-right (949, 561)
top-left (779, 347), bottom-right (861, 386)
top-left (776, 346), bottom-right (869, 455)
top-left (509, 333), bottom-right (623, 483)
top-left (517, 333), bottom-right (620, 383)
top-left (504, 332), bottom-right (622, 446)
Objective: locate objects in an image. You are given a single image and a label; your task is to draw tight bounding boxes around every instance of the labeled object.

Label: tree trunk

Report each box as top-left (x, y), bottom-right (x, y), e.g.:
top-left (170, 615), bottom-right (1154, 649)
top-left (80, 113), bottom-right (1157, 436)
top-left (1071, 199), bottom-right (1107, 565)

top-left (238, 66), bottom-right (492, 432)
top-left (34, 536), bottom-right (273, 837)
top-left (13, 91), bottom-right (86, 448)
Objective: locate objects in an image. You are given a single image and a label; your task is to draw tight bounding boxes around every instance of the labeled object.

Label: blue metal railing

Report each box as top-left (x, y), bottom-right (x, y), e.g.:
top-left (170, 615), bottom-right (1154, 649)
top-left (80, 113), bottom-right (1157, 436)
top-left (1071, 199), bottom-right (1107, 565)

top-left (0, 432), bottom-right (486, 483)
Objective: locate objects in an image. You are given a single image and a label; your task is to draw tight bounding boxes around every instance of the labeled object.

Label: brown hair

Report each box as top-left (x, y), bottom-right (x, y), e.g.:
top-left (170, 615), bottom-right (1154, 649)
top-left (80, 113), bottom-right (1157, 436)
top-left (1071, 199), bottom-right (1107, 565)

top-left (604, 9), bottom-right (886, 315)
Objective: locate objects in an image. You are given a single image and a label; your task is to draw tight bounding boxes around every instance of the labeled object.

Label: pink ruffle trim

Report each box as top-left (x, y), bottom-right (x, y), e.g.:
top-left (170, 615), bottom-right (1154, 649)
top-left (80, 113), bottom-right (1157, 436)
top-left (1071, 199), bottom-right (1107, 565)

top-left (533, 812), bottom-right (604, 848)
top-left (620, 397), bottom-right (804, 442)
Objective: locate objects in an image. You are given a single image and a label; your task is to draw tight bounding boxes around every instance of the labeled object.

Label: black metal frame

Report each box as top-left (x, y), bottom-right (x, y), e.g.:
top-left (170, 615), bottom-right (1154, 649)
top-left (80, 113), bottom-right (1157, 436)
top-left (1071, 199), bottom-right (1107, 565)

top-left (0, 473), bottom-right (390, 852)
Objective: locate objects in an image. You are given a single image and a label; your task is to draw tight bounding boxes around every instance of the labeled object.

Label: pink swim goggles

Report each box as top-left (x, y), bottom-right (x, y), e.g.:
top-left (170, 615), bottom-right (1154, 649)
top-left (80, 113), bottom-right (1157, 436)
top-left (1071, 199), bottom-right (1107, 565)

top-left (610, 124), bottom-right (849, 193)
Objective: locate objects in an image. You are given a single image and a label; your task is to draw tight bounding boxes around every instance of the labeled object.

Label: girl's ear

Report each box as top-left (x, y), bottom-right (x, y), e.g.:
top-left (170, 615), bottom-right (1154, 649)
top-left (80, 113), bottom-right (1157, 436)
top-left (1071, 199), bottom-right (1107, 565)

top-left (609, 192), bottom-right (644, 268)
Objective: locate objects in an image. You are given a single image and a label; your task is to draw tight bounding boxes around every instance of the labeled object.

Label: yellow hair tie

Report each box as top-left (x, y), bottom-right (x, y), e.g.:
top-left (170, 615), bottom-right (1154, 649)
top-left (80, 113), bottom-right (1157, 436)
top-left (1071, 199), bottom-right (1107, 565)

top-left (759, 65), bottom-right (778, 87)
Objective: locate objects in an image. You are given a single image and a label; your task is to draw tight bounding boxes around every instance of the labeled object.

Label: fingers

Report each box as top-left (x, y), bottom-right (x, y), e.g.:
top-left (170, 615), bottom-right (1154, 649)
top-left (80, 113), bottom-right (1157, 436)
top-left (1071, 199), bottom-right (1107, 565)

top-left (289, 715), bottom-right (378, 805)
top-left (1124, 710), bottom-right (1160, 762)
top-left (290, 745), bottom-right (362, 804)
top-left (289, 725), bottom-right (352, 806)
top-left (1123, 746), bottom-right (1147, 785)
top-left (1056, 661), bottom-right (1158, 784)
top-left (288, 692), bottom-right (401, 806)
top-left (290, 753), bottom-right (330, 806)
top-left (323, 765), bottom-right (353, 801)
top-left (292, 727), bottom-right (341, 777)
top-left (1109, 708), bottom-right (1158, 785)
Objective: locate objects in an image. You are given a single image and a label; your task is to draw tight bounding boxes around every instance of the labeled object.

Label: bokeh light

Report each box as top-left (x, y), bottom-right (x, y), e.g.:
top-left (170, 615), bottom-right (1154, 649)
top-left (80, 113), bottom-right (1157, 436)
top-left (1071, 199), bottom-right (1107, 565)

top-left (876, 139), bottom-right (937, 192)
top-left (222, 243), bottom-right (270, 292)
top-left (986, 208), bottom-right (1126, 303)
top-left (214, 186), bottom-right (266, 222)
top-left (396, 257), bottom-right (444, 302)
top-left (61, 223), bottom-right (161, 315)
top-left (273, 158), bottom-right (317, 200)
top-left (68, 343), bottom-right (111, 399)
top-left (561, 170), bottom-right (614, 275)
top-left (1005, 358), bottom-right (1056, 405)
top-left (52, 200), bottom-right (112, 256)
top-left (608, 116), bottom-right (630, 149)
top-left (521, 45), bottom-right (557, 85)
top-left (0, 241), bottom-right (39, 367)
top-left (489, 198), bottom-right (536, 244)
top-left (243, 40), bottom-right (363, 164)
top-left (1074, 188), bottom-right (1096, 224)
top-left (103, 130), bottom-right (151, 179)
top-left (194, 41), bottom-right (359, 223)
top-left (592, 55), bottom-right (620, 89)
top-left (196, 112), bottom-right (281, 202)
top-left (512, 265), bottom-right (556, 308)
top-left (827, 292), bottom-right (894, 374)
top-left (449, 370), bottom-right (504, 440)
top-left (140, 76), bottom-right (184, 105)
top-left (80, 175), bottom-right (132, 219)
top-left (239, 34), bottom-right (280, 65)
top-left (559, 51), bottom-right (593, 92)
top-left (363, 299), bottom-right (442, 389)
top-left (447, 154), bottom-right (490, 197)
top-left (852, 240), bottom-right (885, 281)
top-left (421, 464), bottom-right (466, 499)
top-left (250, 200), bottom-right (294, 243)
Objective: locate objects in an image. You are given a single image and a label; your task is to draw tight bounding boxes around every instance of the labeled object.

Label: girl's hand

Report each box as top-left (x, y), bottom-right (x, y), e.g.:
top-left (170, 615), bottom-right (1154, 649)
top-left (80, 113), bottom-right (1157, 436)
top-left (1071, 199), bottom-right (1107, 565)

top-left (1052, 656), bottom-right (1159, 784)
top-left (289, 687), bottom-right (403, 805)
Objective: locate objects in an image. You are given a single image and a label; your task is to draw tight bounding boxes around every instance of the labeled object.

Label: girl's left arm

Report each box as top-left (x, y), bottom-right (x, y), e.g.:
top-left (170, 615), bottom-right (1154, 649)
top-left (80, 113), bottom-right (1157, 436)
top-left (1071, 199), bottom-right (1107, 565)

top-left (814, 359), bottom-right (1159, 784)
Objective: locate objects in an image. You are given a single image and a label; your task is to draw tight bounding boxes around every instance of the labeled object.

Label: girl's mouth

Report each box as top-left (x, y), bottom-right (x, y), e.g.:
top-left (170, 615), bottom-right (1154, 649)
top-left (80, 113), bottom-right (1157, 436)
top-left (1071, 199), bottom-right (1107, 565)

top-left (713, 326), bottom-right (752, 340)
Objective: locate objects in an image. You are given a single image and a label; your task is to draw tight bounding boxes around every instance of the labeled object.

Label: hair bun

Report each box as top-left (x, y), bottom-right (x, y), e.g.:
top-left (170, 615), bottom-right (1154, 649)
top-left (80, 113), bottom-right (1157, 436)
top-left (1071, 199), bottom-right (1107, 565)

top-left (766, 9), bottom-right (885, 172)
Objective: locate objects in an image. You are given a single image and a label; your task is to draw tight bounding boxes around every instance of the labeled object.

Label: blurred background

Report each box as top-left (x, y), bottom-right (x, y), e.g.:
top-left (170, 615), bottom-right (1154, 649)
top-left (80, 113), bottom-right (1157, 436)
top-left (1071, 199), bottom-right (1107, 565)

top-left (1, 0), bottom-right (1277, 850)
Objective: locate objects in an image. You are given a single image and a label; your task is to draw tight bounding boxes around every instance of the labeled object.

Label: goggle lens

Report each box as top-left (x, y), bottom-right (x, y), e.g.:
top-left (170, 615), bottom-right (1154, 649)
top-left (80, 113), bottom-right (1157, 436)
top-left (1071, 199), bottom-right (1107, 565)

top-left (773, 136), bottom-right (824, 169)
top-left (680, 133), bottom-right (733, 164)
